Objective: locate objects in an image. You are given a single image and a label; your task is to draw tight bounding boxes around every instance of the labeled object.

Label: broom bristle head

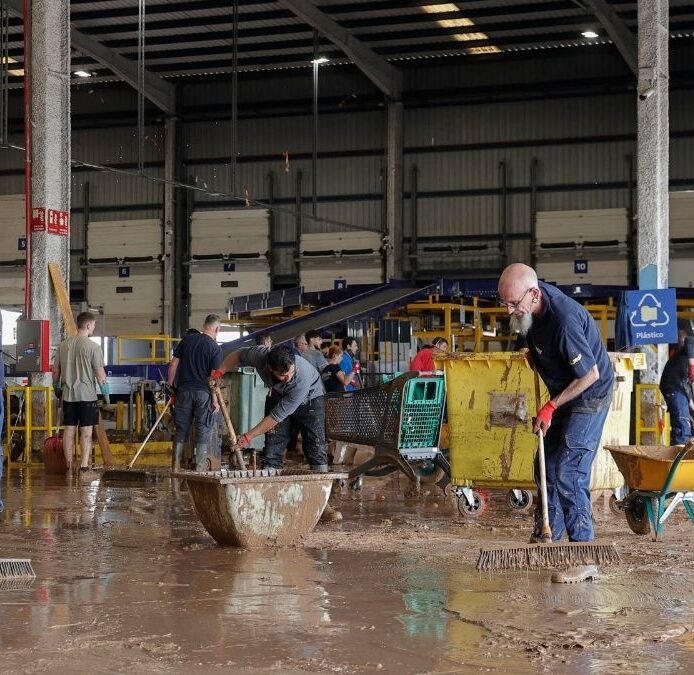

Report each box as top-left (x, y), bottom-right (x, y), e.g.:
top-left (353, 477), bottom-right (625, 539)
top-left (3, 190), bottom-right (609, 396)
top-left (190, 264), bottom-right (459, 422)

top-left (476, 541), bottom-right (620, 572)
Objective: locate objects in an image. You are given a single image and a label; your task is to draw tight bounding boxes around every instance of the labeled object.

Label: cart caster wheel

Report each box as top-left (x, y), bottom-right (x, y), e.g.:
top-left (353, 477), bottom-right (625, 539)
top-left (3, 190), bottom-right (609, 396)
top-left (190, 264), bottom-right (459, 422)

top-left (415, 461), bottom-right (446, 485)
top-left (624, 496), bottom-right (651, 535)
top-left (506, 489), bottom-right (533, 513)
top-left (457, 490), bottom-right (488, 518)
top-left (350, 477), bottom-right (363, 491)
top-left (609, 494), bottom-right (623, 516)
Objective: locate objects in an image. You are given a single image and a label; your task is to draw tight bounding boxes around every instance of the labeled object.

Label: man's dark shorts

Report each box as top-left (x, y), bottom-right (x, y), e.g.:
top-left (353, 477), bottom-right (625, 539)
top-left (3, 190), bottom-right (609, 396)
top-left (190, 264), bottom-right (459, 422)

top-left (63, 400), bottom-right (99, 427)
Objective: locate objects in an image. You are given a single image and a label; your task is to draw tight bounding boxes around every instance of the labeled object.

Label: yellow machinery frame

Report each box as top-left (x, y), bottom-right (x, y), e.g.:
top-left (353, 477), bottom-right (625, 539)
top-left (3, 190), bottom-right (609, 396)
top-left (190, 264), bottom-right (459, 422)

top-left (5, 386), bottom-right (56, 466)
top-left (635, 383), bottom-right (670, 445)
top-left (116, 334), bottom-right (179, 364)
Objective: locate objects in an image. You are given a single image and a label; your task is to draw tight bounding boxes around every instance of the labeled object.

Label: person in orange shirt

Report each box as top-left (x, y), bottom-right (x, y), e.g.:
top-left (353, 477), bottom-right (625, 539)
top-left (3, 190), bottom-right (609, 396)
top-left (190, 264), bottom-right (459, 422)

top-left (410, 337), bottom-right (449, 372)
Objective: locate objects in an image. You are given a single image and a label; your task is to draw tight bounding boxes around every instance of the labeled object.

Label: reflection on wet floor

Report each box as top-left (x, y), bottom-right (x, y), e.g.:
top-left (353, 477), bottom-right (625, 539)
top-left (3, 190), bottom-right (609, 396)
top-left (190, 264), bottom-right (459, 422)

top-left (0, 469), bottom-right (692, 674)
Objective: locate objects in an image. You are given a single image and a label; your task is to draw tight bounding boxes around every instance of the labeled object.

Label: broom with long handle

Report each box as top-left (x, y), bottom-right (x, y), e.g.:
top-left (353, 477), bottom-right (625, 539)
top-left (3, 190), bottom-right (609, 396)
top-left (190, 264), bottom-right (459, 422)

top-left (476, 371), bottom-right (620, 572)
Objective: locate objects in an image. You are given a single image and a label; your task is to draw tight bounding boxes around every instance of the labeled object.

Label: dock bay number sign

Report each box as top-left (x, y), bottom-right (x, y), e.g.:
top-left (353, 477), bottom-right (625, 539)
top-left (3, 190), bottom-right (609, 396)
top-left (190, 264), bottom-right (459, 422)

top-left (625, 288), bottom-right (678, 345)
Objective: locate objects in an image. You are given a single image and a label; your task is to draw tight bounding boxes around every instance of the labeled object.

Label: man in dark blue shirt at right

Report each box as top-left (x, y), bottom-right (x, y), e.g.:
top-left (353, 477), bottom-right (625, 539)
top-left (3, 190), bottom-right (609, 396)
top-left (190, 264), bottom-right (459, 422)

top-left (660, 332), bottom-right (694, 445)
top-left (498, 263), bottom-right (614, 584)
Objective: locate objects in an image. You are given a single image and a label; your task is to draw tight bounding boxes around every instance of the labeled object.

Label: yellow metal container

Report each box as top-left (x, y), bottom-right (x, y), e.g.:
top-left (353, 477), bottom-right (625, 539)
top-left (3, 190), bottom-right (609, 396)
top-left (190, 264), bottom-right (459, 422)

top-left (438, 352), bottom-right (644, 490)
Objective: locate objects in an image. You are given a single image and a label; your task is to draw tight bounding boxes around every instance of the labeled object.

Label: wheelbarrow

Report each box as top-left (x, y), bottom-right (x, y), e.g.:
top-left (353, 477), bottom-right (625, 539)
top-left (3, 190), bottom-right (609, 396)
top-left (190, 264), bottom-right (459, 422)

top-left (605, 440), bottom-right (694, 541)
top-left (173, 468), bottom-right (347, 548)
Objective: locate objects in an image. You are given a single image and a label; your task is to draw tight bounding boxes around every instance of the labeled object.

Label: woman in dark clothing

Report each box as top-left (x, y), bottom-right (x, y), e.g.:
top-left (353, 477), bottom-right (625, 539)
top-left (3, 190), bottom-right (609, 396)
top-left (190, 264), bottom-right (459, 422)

top-left (321, 346), bottom-right (356, 393)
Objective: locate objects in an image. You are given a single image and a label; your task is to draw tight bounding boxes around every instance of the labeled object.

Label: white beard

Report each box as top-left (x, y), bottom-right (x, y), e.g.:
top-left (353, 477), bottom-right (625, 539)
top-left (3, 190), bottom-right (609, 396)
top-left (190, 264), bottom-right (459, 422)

top-left (510, 313), bottom-right (533, 336)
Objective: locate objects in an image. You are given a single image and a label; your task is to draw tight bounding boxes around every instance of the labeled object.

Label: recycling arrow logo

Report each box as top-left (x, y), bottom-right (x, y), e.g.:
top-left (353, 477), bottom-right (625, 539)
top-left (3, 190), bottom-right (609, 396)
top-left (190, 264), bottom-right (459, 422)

top-left (629, 292), bottom-right (670, 327)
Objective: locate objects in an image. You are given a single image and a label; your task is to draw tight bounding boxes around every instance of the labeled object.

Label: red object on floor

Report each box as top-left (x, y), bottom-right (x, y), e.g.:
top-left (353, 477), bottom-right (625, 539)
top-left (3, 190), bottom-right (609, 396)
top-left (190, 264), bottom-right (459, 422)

top-left (43, 435), bottom-right (68, 474)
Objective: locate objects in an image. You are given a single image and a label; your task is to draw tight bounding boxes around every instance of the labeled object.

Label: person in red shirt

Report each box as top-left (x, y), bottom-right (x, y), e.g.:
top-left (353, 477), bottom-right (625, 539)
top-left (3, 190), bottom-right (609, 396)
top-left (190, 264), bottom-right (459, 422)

top-left (410, 337), bottom-right (449, 372)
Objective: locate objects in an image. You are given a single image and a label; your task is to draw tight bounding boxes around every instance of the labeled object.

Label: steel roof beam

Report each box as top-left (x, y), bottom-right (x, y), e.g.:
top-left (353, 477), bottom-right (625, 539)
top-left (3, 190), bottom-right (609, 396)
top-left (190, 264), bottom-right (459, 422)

top-left (7, 0), bottom-right (176, 114)
top-left (574, 0), bottom-right (637, 75)
top-left (274, 0), bottom-right (402, 100)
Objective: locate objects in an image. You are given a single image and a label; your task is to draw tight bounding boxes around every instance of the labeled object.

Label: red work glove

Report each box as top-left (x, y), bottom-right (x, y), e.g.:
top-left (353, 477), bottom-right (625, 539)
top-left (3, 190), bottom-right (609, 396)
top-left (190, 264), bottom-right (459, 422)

top-left (235, 433), bottom-right (251, 449)
top-left (212, 369), bottom-right (223, 380)
top-left (689, 364), bottom-right (694, 382)
top-left (352, 361), bottom-right (361, 374)
top-left (533, 401), bottom-right (557, 435)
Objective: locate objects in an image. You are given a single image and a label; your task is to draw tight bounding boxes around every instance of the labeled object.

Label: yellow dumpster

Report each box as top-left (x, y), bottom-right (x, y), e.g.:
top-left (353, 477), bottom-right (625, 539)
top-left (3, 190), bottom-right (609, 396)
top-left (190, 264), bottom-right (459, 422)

top-left (437, 352), bottom-right (644, 505)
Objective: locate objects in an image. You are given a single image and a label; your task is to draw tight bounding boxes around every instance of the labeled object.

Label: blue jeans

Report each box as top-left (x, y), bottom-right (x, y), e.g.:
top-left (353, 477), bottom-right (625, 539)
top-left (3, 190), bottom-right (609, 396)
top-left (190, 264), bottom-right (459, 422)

top-left (174, 389), bottom-right (217, 445)
top-left (662, 390), bottom-right (692, 445)
top-left (263, 396), bottom-right (328, 469)
top-left (534, 400), bottom-right (610, 542)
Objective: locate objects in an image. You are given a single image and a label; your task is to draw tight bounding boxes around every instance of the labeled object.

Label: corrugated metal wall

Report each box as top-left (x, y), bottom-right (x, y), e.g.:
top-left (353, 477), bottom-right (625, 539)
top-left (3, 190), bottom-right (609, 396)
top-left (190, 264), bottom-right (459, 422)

top-left (0, 49), bottom-right (693, 310)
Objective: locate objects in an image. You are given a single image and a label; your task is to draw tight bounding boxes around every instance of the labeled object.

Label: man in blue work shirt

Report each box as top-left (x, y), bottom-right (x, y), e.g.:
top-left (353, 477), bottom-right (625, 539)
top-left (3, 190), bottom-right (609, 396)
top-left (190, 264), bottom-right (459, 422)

top-left (498, 263), bottom-right (614, 584)
top-left (660, 332), bottom-right (694, 445)
top-left (168, 314), bottom-right (222, 471)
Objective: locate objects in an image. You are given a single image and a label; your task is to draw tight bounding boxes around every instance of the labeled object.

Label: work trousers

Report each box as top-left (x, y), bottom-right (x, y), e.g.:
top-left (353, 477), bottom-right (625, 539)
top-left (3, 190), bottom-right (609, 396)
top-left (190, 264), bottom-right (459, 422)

top-left (662, 389), bottom-right (692, 445)
top-left (263, 396), bottom-right (328, 470)
top-left (174, 389), bottom-right (217, 445)
top-left (533, 398), bottom-right (610, 542)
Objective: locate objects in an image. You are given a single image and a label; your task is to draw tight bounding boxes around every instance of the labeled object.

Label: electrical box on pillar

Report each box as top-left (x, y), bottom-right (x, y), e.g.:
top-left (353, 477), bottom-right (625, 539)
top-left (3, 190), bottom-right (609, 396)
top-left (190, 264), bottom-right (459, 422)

top-left (16, 320), bottom-right (51, 372)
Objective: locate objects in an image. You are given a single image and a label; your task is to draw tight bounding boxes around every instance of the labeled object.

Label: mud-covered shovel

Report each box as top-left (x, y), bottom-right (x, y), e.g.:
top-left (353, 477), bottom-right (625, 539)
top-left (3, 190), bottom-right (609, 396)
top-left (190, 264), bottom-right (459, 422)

top-left (212, 381), bottom-right (246, 471)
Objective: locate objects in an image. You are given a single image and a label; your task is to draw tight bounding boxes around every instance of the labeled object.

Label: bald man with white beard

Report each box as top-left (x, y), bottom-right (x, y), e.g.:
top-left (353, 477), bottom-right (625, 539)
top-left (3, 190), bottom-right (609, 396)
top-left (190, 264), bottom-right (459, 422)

top-left (498, 263), bottom-right (614, 583)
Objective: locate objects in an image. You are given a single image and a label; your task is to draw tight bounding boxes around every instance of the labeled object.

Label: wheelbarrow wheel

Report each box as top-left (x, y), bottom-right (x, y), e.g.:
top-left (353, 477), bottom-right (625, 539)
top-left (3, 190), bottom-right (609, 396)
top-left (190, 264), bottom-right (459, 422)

top-left (624, 496), bottom-right (651, 536)
top-left (457, 490), bottom-right (489, 518)
top-left (506, 489), bottom-right (533, 513)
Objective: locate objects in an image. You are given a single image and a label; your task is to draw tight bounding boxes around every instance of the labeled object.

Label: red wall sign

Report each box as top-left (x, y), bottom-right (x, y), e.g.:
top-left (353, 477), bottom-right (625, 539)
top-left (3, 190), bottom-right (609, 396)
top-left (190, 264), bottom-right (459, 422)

top-left (48, 209), bottom-right (70, 235)
top-left (30, 207), bottom-right (70, 235)
top-left (31, 207), bottom-right (46, 232)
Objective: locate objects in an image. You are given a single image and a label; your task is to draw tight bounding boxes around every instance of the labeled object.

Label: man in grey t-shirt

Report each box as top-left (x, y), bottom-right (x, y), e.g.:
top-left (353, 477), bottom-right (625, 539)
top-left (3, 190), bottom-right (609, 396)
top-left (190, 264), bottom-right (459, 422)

top-left (215, 344), bottom-right (328, 471)
top-left (53, 311), bottom-right (108, 474)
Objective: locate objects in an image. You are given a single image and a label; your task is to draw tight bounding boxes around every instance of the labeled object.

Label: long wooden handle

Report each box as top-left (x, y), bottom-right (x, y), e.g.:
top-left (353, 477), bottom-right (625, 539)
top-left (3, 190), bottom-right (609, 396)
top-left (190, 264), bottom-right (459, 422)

top-left (533, 370), bottom-right (552, 543)
top-left (537, 430), bottom-right (552, 543)
top-left (127, 400), bottom-right (171, 469)
top-left (214, 383), bottom-right (246, 471)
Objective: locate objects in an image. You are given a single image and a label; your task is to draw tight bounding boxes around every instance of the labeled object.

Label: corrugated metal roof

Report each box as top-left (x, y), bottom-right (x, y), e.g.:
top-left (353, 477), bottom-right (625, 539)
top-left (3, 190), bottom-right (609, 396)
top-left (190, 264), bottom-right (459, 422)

top-left (3, 2), bottom-right (692, 82)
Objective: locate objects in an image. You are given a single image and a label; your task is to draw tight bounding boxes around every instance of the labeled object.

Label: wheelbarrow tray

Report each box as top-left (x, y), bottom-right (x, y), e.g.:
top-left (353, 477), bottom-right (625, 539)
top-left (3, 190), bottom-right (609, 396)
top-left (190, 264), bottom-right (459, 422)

top-left (174, 468), bottom-right (347, 548)
top-left (605, 445), bottom-right (694, 492)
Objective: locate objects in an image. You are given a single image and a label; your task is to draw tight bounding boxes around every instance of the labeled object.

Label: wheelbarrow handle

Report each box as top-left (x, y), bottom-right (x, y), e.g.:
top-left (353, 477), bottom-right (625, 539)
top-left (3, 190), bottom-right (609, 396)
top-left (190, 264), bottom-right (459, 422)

top-left (660, 439), bottom-right (694, 498)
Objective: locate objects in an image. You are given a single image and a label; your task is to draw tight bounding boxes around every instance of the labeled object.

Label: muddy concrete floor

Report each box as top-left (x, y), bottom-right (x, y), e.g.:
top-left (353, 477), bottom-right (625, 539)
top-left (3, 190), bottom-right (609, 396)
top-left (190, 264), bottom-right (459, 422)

top-left (0, 469), bottom-right (692, 674)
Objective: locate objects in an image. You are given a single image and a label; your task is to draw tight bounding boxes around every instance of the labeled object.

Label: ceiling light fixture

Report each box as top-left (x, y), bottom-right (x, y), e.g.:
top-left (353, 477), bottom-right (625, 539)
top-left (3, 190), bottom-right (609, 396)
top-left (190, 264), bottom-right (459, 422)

top-left (74, 70), bottom-right (92, 78)
top-left (582, 30), bottom-right (599, 38)
top-left (310, 56), bottom-right (329, 65)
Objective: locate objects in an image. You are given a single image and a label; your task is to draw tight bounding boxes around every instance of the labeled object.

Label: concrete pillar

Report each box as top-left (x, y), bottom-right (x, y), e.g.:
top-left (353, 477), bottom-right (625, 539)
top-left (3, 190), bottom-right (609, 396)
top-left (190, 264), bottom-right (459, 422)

top-left (162, 117), bottom-right (176, 336)
top-left (385, 100), bottom-right (403, 281)
top-left (29, 0), bottom-right (70, 369)
top-left (636, 0), bottom-right (669, 383)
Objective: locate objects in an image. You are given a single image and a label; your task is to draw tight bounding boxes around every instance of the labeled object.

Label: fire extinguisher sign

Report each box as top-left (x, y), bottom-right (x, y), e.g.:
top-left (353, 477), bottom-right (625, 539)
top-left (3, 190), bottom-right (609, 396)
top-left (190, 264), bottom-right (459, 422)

top-left (31, 207), bottom-right (70, 235)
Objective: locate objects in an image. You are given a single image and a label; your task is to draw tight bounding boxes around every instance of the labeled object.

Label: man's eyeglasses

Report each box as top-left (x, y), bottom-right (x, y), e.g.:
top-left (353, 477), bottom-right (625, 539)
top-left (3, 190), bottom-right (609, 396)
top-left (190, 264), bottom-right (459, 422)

top-left (499, 287), bottom-right (533, 310)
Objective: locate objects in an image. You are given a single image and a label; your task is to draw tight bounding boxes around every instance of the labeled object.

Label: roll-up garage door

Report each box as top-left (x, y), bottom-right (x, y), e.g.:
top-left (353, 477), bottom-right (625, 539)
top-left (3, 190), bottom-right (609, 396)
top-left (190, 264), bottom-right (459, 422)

top-left (670, 191), bottom-right (694, 288)
top-left (86, 219), bottom-right (163, 336)
top-left (188, 209), bottom-right (270, 326)
top-left (0, 195), bottom-right (27, 309)
top-left (299, 231), bottom-right (384, 292)
top-left (535, 208), bottom-right (629, 285)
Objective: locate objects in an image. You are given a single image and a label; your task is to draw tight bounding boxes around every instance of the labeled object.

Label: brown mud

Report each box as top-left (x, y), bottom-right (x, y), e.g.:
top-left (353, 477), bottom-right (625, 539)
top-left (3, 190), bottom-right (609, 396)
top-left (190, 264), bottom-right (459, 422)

top-left (0, 469), bottom-right (692, 674)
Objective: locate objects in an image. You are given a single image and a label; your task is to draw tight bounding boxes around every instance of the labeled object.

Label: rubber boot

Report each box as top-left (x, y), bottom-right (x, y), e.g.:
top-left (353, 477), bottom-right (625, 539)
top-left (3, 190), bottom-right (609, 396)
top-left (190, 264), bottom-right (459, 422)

top-left (172, 441), bottom-right (185, 472)
top-left (551, 565), bottom-right (599, 584)
top-left (195, 444), bottom-right (210, 472)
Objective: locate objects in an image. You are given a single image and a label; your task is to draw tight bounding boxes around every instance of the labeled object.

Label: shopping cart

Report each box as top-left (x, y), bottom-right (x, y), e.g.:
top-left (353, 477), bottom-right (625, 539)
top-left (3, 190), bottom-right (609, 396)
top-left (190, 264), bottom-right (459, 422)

top-left (325, 372), bottom-right (448, 493)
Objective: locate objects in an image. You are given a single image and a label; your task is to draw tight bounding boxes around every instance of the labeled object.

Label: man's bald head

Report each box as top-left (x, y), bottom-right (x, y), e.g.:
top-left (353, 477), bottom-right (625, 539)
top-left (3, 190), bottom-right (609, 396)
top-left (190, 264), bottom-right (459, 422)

top-left (498, 263), bottom-right (539, 300)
